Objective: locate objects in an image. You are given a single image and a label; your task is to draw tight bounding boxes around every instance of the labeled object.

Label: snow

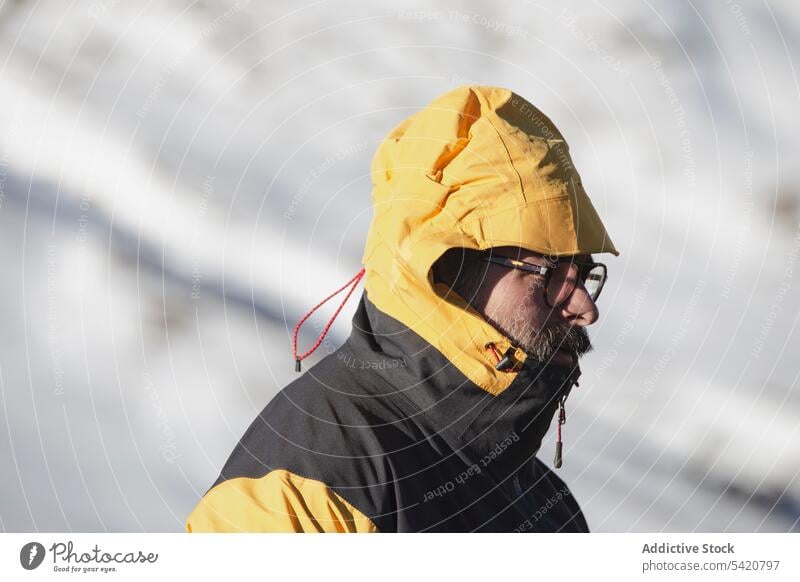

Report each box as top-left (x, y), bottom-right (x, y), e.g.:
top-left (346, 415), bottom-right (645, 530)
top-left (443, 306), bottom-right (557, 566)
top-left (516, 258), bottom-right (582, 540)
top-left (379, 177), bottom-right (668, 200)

top-left (0, 0), bottom-right (798, 531)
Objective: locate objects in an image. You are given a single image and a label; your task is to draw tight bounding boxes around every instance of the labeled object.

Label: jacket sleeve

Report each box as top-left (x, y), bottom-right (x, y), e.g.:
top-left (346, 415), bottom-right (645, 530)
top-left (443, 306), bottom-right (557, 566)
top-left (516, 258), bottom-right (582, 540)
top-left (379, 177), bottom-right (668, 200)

top-left (186, 469), bottom-right (379, 533)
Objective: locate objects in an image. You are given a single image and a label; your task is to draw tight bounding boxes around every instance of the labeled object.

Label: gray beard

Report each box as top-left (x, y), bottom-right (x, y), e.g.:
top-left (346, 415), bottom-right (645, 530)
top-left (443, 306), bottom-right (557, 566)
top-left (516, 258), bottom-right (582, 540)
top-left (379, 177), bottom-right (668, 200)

top-left (451, 271), bottom-right (592, 362)
top-left (488, 311), bottom-right (593, 362)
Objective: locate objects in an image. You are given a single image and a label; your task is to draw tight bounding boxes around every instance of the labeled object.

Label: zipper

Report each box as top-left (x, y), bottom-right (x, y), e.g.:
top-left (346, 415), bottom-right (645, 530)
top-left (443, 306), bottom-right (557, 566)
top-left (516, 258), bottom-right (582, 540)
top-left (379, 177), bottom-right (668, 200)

top-left (553, 366), bottom-right (581, 469)
top-left (553, 394), bottom-right (567, 468)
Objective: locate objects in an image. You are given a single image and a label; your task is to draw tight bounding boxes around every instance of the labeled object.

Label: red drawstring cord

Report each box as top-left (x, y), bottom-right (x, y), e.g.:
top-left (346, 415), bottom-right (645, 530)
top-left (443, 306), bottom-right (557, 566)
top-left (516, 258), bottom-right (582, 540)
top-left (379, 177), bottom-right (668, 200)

top-left (485, 342), bottom-right (502, 364)
top-left (292, 267), bottom-right (365, 372)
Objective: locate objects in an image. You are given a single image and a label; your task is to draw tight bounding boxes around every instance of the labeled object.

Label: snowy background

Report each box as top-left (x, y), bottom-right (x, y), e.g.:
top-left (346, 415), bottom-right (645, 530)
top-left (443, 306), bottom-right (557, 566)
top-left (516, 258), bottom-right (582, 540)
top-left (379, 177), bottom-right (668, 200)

top-left (0, 0), bottom-right (798, 532)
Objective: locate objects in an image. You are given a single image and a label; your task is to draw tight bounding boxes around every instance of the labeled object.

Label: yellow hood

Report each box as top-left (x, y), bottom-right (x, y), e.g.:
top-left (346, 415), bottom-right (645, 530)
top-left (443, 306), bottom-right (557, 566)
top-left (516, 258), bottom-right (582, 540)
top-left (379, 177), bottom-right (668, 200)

top-left (361, 85), bottom-right (619, 396)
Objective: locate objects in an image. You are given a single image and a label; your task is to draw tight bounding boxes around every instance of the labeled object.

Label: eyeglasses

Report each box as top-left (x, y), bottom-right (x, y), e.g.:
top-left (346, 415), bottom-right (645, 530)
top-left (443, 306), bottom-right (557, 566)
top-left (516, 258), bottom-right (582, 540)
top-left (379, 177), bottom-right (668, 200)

top-left (481, 253), bottom-right (608, 308)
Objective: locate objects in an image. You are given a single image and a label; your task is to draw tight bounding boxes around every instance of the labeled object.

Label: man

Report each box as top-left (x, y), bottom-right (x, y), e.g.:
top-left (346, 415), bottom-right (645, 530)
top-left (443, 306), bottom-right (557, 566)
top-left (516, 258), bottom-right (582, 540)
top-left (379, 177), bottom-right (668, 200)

top-left (187, 85), bottom-right (619, 532)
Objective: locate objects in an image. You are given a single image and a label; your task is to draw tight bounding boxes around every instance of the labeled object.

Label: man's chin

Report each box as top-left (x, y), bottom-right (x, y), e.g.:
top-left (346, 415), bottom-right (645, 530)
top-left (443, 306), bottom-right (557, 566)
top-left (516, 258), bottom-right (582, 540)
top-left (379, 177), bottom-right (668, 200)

top-left (532, 343), bottom-right (590, 367)
top-left (519, 345), bottom-right (578, 367)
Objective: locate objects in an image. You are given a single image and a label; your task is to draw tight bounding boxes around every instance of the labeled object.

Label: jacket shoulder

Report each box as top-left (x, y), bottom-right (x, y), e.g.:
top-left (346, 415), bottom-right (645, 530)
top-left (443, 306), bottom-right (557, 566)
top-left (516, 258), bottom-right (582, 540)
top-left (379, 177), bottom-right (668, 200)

top-left (199, 351), bottom-right (413, 532)
top-left (186, 469), bottom-right (379, 532)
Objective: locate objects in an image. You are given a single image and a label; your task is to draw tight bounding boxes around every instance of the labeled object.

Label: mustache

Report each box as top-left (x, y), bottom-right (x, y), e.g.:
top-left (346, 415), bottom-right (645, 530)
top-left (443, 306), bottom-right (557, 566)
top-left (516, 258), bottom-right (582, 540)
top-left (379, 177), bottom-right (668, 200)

top-left (538, 321), bottom-right (593, 356)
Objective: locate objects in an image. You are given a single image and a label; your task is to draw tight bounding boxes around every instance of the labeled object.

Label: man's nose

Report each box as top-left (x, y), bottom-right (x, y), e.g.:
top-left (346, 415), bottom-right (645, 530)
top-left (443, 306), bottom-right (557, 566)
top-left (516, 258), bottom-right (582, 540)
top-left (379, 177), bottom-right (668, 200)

top-left (559, 280), bottom-right (599, 325)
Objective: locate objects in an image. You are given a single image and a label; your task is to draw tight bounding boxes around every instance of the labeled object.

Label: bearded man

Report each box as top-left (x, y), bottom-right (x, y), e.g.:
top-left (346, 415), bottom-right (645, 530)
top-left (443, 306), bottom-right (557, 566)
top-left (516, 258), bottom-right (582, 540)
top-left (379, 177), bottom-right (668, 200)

top-left (187, 85), bottom-right (619, 533)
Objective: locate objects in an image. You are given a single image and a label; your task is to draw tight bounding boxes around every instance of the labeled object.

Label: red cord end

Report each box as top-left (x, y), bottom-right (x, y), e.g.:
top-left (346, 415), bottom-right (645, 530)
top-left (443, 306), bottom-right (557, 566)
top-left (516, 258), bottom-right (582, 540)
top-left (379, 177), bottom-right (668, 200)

top-left (291, 267), bottom-right (366, 374)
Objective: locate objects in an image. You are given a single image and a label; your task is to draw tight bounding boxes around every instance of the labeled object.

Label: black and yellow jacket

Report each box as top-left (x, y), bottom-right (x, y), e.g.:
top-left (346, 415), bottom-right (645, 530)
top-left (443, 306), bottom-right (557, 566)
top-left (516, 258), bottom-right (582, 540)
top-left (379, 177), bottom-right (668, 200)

top-left (187, 85), bottom-right (619, 533)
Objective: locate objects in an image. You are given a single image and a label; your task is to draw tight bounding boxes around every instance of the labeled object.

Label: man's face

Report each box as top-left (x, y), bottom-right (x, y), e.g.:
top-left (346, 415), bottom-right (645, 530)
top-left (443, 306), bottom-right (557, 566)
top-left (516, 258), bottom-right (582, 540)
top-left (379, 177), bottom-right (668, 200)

top-left (458, 246), bottom-right (600, 366)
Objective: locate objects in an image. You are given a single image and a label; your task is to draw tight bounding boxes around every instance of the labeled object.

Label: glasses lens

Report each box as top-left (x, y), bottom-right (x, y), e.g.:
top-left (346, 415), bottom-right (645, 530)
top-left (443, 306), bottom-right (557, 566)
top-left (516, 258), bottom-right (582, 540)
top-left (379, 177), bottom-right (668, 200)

top-left (546, 262), bottom-right (606, 306)
top-left (546, 262), bottom-right (578, 307)
top-left (583, 264), bottom-right (606, 301)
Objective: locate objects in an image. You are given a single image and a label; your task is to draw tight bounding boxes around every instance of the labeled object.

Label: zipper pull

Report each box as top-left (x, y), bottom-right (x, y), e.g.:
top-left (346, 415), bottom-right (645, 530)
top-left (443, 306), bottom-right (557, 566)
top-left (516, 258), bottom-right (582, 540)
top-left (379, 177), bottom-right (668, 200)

top-left (554, 394), bottom-right (567, 468)
top-left (485, 342), bottom-right (522, 372)
top-left (554, 363), bottom-right (580, 469)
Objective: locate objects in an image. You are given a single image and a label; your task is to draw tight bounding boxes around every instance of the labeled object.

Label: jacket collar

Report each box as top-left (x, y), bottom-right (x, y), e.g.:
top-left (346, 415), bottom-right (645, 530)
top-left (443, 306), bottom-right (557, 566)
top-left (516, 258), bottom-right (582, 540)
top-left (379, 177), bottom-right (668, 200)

top-left (346, 291), bottom-right (582, 477)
